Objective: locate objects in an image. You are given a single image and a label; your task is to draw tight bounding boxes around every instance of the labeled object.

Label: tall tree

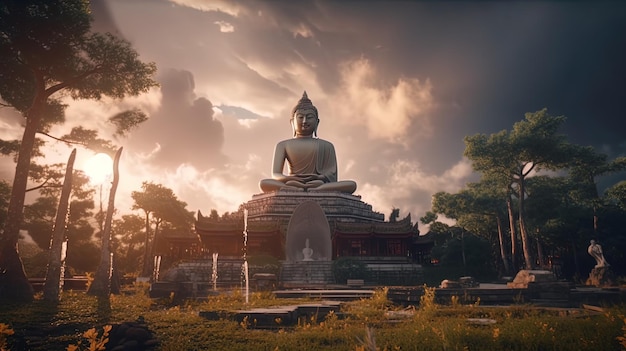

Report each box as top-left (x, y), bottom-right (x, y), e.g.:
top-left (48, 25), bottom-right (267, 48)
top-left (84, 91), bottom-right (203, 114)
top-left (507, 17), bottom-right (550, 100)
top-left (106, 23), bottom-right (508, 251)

top-left (111, 214), bottom-right (145, 275)
top-left (22, 167), bottom-right (99, 272)
top-left (0, 0), bottom-right (157, 301)
top-left (435, 179), bottom-right (513, 275)
top-left (568, 146), bottom-right (626, 238)
top-left (131, 182), bottom-right (192, 279)
top-left (88, 147), bottom-right (122, 297)
top-left (42, 149), bottom-right (76, 302)
top-left (464, 109), bottom-right (574, 269)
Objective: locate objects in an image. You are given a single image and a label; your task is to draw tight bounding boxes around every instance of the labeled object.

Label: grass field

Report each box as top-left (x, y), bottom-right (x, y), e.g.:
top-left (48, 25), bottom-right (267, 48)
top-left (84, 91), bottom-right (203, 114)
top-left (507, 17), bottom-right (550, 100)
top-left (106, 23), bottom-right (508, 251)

top-left (2, 285), bottom-right (626, 351)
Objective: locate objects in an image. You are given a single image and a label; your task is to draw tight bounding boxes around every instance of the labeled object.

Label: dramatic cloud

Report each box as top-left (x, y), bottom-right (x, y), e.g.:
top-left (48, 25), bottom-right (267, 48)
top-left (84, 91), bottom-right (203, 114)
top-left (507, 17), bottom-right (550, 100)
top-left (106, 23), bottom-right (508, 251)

top-left (337, 58), bottom-right (435, 144)
top-left (1, 0), bottom-right (624, 226)
top-left (126, 69), bottom-right (227, 171)
top-left (169, 0), bottom-right (243, 17)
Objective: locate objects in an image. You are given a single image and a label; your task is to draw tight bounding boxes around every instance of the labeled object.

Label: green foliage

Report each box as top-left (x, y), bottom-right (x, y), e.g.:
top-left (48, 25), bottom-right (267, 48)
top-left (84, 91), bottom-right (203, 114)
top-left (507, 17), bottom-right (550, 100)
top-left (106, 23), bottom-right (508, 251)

top-left (342, 287), bottom-right (393, 323)
top-left (0, 181), bottom-right (11, 230)
top-left (108, 109), bottom-right (149, 137)
top-left (606, 181), bottom-right (626, 212)
top-left (131, 182), bottom-right (194, 276)
top-left (111, 214), bottom-right (146, 275)
top-left (66, 241), bottom-right (100, 274)
top-left (247, 255), bottom-right (281, 275)
top-left (0, 140), bottom-right (20, 158)
top-left (131, 182), bottom-right (193, 229)
top-left (419, 284), bottom-right (438, 313)
top-left (20, 167), bottom-right (100, 274)
top-left (332, 257), bottom-right (370, 283)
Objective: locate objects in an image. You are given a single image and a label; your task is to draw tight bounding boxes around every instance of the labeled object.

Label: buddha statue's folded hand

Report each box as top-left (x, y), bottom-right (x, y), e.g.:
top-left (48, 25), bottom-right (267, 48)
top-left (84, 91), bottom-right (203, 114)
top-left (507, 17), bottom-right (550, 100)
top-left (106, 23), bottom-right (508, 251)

top-left (295, 174), bottom-right (327, 183)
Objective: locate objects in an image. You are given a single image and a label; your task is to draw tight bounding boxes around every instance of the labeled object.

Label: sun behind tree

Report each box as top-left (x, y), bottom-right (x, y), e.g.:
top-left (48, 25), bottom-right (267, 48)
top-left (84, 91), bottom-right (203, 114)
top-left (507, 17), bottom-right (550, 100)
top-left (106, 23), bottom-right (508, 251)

top-left (83, 153), bottom-right (114, 185)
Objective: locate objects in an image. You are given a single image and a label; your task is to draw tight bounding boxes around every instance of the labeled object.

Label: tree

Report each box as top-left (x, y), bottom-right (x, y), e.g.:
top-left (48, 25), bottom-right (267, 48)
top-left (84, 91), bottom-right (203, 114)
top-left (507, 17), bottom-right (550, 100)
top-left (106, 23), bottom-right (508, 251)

top-left (88, 147), bottom-right (122, 297)
top-left (464, 109), bottom-right (574, 269)
top-left (420, 210), bottom-right (495, 279)
top-left (431, 178), bottom-right (513, 275)
top-left (568, 146), bottom-right (626, 238)
top-left (0, 0), bottom-right (157, 301)
top-left (22, 167), bottom-right (99, 274)
top-left (111, 214), bottom-right (145, 275)
top-left (43, 149), bottom-right (76, 302)
top-left (605, 181), bottom-right (626, 212)
top-left (131, 182), bottom-right (193, 279)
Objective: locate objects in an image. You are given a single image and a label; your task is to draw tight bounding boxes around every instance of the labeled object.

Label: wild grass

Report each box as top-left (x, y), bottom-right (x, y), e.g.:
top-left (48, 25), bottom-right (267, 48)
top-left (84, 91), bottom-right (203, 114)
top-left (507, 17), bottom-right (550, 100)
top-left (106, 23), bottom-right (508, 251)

top-left (1, 285), bottom-right (625, 350)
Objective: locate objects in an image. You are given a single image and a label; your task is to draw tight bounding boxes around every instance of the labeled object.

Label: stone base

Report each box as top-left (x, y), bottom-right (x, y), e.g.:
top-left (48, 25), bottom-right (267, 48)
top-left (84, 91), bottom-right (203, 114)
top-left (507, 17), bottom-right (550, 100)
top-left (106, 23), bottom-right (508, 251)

top-left (586, 266), bottom-right (616, 287)
top-left (245, 191), bottom-right (385, 223)
top-left (280, 261), bottom-right (334, 286)
top-left (507, 270), bottom-right (556, 288)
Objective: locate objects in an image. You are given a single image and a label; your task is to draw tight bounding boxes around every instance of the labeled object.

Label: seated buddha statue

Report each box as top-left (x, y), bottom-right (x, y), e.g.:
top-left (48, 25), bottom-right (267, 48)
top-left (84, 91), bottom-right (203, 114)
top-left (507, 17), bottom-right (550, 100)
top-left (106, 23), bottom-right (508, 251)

top-left (259, 92), bottom-right (357, 194)
top-left (302, 238), bottom-right (314, 261)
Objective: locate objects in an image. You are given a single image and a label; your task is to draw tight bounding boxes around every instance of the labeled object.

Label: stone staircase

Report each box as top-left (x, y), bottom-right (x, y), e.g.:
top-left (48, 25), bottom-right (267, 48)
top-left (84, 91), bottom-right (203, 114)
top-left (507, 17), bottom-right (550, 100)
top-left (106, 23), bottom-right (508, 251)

top-left (172, 258), bottom-right (245, 285)
top-left (280, 261), bottom-right (334, 286)
top-left (355, 257), bottom-right (424, 286)
top-left (151, 258), bottom-right (247, 299)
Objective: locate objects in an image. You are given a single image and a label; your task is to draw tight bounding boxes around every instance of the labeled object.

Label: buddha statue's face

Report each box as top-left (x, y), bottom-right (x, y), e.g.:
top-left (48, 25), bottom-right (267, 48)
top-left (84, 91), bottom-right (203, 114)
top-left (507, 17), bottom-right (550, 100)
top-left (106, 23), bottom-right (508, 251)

top-left (292, 108), bottom-right (319, 137)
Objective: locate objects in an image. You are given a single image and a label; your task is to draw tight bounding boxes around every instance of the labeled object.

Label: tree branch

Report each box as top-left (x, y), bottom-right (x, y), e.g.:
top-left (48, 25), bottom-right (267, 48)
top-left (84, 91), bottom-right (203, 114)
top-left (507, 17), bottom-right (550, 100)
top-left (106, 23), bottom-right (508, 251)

top-left (45, 66), bottom-right (103, 97)
top-left (37, 131), bottom-right (87, 146)
top-left (25, 178), bottom-right (61, 192)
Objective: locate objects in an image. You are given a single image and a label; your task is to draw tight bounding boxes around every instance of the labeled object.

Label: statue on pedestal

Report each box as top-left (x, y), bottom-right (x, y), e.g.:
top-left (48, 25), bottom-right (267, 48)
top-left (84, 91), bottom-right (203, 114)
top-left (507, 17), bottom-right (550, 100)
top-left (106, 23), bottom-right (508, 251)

top-left (588, 240), bottom-right (609, 268)
top-left (586, 239), bottom-right (615, 287)
top-left (259, 92), bottom-right (357, 194)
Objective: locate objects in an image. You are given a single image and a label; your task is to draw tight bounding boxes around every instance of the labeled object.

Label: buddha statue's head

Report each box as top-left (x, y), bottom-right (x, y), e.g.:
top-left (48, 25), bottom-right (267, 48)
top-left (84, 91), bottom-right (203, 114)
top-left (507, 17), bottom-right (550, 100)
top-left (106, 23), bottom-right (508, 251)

top-left (291, 91), bottom-right (319, 138)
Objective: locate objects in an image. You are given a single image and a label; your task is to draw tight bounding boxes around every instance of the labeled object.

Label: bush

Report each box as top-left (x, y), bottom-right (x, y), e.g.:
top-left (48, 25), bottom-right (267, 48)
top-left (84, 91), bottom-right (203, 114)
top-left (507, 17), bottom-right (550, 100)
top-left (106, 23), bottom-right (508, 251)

top-left (332, 257), bottom-right (370, 283)
top-left (247, 255), bottom-right (280, 275)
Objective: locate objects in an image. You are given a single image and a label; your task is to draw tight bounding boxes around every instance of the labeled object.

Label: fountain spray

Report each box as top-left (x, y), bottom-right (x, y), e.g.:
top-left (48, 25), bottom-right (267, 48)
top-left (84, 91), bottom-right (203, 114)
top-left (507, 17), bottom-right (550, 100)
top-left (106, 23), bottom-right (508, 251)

top-left (242, 208), bottom-right (249, 304)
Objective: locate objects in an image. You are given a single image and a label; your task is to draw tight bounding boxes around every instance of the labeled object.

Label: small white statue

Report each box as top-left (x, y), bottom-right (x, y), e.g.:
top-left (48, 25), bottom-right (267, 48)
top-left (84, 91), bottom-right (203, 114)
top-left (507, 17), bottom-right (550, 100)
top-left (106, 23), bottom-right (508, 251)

top-left (302, 238), bottom-right (314, 261)
top-left (588, 240), bottom-right (609, 268)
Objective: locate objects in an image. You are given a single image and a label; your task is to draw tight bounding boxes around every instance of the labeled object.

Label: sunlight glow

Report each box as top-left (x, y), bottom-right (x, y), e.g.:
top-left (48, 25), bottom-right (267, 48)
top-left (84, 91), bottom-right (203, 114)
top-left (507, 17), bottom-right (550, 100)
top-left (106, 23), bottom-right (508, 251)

top-left (84, 153), bottom-right (113, 185)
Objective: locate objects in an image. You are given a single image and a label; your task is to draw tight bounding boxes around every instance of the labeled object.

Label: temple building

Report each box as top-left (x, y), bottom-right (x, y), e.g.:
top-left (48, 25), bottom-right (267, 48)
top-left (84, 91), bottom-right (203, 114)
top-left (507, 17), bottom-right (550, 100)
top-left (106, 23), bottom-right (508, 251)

top-left (193, 191), bottom-right (420, 261)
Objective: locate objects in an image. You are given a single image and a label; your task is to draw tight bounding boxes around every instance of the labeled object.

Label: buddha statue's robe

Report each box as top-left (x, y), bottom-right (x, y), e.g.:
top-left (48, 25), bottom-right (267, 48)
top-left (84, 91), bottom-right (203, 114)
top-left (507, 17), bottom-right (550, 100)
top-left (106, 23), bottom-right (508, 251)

top-left (279, 138), bottom-right (337, 182)
top-left (259, 137), bottom-right (356, 193)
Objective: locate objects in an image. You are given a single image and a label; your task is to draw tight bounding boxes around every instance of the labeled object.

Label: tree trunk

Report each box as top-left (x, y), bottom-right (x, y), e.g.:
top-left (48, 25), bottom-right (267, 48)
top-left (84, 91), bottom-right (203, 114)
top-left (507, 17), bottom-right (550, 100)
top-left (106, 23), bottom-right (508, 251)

top-left (43, 149), bottom-right (76, 302)
top-left (535, 235), bottom-right (546, 268)
top-left (495, 215), bottom-right (511, 275)
top-left (140, 211), bottom-right (152, 278)
top-left (88, 148), bottom-right (122, 297)
top-left (0, 104), bottom-right (44, 302)
top-left (147, 219), bottom-right (161, 280)
top-left (518, 179), bottom-right (534, 269)
top-left (506, 196), bottom-right (518, 271)
top-left (460, 229), bottom-right (467, 274)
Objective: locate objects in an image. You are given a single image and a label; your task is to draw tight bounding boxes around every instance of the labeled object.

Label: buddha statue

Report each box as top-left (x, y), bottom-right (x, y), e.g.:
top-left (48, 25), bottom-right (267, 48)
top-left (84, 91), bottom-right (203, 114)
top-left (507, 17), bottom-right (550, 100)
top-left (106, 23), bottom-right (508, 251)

top-left (259, 91), bottom-right (357, 194)
top-left (302, 238), bottom-right (314, 261)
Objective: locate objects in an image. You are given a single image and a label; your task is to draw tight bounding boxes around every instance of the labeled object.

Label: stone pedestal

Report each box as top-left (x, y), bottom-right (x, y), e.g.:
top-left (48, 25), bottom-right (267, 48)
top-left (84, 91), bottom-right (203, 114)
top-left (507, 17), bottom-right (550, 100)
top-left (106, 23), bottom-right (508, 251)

top-left (244, 191), bottom-right (384, 224)
top-left (507, 270), bottom-right (556, 288)
top-left (586, 266), bottom-right (616, 287)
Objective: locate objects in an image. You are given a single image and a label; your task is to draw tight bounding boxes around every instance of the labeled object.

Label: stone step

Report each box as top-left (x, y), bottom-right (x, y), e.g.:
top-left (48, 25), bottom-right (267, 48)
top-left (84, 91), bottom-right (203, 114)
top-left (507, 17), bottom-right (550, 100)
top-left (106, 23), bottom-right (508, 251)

top-left (280, 261), bottom-right (334, 284)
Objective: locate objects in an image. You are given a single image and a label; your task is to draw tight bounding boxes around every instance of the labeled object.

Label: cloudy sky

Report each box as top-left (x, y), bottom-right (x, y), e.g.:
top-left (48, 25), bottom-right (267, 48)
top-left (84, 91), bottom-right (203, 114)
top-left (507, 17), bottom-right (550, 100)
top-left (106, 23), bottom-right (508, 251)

top-left (2, 0), bottom-right (626, 227)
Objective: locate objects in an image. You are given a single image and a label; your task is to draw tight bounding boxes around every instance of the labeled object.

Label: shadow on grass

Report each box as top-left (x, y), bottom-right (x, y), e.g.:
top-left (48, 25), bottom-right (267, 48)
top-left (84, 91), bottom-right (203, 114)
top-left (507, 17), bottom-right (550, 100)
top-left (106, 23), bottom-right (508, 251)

top-left (96, 295), bottom-right (111, 324)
